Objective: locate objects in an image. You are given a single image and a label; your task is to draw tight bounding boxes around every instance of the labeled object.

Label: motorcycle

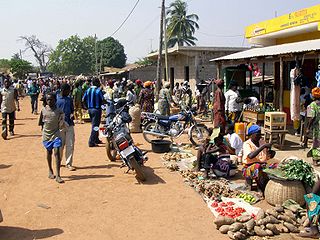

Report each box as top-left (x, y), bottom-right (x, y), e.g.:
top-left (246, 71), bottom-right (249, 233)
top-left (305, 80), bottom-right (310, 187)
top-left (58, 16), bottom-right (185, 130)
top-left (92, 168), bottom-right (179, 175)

top-left (142, 108), bottom-right (210, 146)
top-left (103, 99), bottom-right (147, 181)
top-left (141, 111), bottom-right (156, 130)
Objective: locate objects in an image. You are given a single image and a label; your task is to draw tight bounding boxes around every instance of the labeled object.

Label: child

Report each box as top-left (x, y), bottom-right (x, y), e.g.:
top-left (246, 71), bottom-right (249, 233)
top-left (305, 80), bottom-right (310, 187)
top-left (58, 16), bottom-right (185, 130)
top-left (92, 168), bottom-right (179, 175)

top-left (39, 92), bottom-right (65, 183)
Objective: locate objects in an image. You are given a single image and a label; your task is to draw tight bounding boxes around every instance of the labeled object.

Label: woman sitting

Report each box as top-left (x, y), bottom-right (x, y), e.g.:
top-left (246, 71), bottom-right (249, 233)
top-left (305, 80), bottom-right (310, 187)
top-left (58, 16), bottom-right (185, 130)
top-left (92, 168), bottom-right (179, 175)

top-left (197, 128), bottom-right (235, 179)
top-left (242, 125), bottom-right (275, 191)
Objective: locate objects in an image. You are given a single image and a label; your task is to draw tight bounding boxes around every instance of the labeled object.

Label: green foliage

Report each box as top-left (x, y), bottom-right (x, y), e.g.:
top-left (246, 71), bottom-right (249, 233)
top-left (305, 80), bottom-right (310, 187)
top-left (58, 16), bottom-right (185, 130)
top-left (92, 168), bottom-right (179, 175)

top-left (134, 57), bottom-right (156, 66)
top-left (0, 59), bottom-right (11, 72)
top-left (48, 35), bottom-right (95, 75)
top-left (10, 58), bottom-right (33, 79)
top-left (97, 37), bottom-right (126, 69)
top-left (280, 159), bottom-right (315, 187)
top-left (166, 0), bottom-right (199, 47)
top-left (0, 57), bottom-right (33, 79)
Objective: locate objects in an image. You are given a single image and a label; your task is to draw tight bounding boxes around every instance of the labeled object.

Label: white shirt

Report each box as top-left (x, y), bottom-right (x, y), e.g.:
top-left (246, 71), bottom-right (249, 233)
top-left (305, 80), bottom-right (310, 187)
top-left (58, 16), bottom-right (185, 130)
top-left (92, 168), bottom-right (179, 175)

top-left (225, 133), bottom-right (243, 156)
top-left (243, 97), bottom-right (259, 109)
top-left (225, 89), bottom-right (241, 112)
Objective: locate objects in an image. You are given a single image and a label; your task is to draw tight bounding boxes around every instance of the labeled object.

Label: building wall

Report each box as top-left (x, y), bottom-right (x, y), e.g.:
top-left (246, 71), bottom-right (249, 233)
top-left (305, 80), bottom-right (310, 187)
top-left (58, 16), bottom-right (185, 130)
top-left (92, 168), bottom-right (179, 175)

top-left (128, 65), bottom-right (157, 81)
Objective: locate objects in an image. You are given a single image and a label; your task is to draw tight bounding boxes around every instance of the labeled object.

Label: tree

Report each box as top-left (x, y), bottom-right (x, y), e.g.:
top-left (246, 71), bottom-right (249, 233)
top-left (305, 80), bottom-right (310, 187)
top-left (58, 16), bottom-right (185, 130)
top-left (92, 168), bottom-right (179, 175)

top-left (10, 57), bottom-right (33, 79)
top-left (48, 35), bottom-right (95, 75)
top-left (0, 59), bottom-right (11, 73)
top-left (166, 0), bottom-right (199, 47)
top-left (19, 35), bottom-right (52, 72)
top-left (134, 57), bottom-right (156, 66)
top-left (97, 37), bottom-right (126, 69)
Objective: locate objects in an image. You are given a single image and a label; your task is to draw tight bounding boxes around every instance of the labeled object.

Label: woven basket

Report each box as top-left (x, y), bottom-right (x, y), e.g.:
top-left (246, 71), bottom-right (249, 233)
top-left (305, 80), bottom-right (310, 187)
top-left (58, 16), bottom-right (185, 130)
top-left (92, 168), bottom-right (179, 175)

top-left (265, 179), bottom-right (306, 206)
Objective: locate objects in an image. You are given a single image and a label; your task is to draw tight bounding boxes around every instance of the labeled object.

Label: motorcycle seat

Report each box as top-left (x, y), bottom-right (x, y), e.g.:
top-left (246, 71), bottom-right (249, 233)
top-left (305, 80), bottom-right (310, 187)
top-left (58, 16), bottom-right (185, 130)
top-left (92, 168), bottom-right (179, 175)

top-left (156, 114), bottom-right (180, 121)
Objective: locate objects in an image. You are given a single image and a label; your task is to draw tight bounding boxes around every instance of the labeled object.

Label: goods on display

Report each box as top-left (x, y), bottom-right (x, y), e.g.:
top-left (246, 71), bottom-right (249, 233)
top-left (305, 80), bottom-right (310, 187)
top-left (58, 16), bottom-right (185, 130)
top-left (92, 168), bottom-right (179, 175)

top-left (213, 201), bottom-right (308, 239)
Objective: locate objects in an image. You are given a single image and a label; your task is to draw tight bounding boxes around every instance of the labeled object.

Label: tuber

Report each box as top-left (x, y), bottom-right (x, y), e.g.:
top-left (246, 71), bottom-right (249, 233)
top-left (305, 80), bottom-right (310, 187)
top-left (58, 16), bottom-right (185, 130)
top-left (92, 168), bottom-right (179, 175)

top-left (219, 225), bottom-right (230, 234)
top-left (254, 226), bottom-right (268, 237)
top-left (229, 223), bottom-right (244, 232)
top-left (266, 209), bottom-right (279, 218)
top-left (214, 216), bottom-right (235, 229)
top-left (265, 229), bottom-right (274, 236)
top-left (283, 222), bottom-right (299, 233)
top-left (266, 223), bottom-right (280, 235)
top-left (236, 215), bottom-right (251, 223)
top-left (256, 209), bottom-right (265, 221)
top-left (278, 214), bottom-right (295, 224)
top-left (244, 219), bottom-right (255, 231)
top-left (274, 205), bottom-right (284, 213)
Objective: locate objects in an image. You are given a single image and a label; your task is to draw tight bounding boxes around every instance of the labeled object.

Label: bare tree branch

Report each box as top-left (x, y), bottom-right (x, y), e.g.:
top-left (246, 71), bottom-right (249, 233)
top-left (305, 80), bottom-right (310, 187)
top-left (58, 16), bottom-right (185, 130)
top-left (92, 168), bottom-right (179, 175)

top-left (18, 35), bottom-right (52, 72)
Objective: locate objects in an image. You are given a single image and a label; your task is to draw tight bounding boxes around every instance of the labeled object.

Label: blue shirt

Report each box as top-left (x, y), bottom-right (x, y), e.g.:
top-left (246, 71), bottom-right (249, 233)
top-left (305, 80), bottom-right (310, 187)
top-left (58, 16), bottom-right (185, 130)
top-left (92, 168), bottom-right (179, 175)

top-left (56, 94), bottom-right (74, 126)
top-left (82, 86), bottom-right (104, 109)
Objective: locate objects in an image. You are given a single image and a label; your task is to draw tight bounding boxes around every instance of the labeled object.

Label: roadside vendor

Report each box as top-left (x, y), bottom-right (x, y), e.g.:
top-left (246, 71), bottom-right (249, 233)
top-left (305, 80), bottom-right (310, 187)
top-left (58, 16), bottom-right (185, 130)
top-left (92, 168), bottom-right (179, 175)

top-left (197, 128), bottom-right (234, 179)
top-left (242, 125), bottom-right (275, 192)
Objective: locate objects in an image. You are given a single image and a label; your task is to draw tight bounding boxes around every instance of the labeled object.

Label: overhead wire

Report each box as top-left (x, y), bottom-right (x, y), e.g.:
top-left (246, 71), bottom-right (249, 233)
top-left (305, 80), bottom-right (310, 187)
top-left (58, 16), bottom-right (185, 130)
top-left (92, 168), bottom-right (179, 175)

top-left (110, 0), bottom-right (141, 37)
top-left (197, 31), bottom-right (244, 38)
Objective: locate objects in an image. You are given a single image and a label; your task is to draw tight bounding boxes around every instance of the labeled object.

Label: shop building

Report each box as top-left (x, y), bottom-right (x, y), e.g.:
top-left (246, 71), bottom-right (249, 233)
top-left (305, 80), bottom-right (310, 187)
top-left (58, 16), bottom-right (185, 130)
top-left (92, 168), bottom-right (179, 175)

top-left (211, 4), bottom-right (320, 122)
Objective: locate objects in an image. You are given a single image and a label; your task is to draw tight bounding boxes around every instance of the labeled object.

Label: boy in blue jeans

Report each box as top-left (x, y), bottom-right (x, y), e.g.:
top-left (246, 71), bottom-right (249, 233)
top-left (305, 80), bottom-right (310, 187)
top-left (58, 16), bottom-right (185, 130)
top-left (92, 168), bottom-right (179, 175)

top-left (39, 92), bottom-right (65, 183)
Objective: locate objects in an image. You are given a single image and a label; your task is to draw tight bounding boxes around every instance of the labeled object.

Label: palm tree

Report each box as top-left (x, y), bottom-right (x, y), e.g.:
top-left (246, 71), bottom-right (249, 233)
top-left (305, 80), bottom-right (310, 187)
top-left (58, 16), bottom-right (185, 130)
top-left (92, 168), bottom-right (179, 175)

top-left (166, 0), bottom-right (199, 47)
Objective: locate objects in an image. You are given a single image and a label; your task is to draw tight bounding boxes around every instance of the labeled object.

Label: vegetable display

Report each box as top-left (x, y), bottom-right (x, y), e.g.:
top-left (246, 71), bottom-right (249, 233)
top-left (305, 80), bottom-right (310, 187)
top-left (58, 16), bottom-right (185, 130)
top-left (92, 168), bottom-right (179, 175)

top-left (280, 159), bottom-right (315, 187)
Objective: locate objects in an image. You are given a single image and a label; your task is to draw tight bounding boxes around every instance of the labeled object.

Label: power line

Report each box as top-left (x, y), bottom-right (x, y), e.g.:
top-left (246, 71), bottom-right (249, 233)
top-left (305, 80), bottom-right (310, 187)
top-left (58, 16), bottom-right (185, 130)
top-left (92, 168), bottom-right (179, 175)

top-left (197, 31), bottom-right (243, 38)
top-left (110, 0), bottom-right (140, 37)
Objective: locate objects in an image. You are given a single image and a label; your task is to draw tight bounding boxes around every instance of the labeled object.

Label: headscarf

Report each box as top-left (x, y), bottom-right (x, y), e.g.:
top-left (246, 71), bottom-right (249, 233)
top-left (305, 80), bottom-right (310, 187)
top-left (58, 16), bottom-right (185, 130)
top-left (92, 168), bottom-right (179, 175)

top-left (144, 81), bottom-right (152, 88)
top-left (108, 80), bottom-right (114, 88)
top-left (312, 87), bottom-right (320, 99)
top-left (135, 79), bottom-right (142, 86)
top-left (164, 82), bottom-right (170, 88)
top-left (248, 124), bottom-right (261, 136)
top-left (214, 79), bottom-right (224, 86)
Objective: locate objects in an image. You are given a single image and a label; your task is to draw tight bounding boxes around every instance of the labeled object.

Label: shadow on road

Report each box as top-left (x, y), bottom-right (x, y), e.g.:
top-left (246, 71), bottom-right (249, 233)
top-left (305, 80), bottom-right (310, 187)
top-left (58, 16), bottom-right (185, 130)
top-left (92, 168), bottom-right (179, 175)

top-left (76, 164), bottom-right (120, 170)
top-left (142, 166), bottom-right (166, 185)
top-left (0, 226), bottom-right (63, 240)
top-left (0, 164), bottom-right (12, 169)
top-left (11, 134), bottom-right (42, 139)
top-left (63, 174), bottom-right (114, 181)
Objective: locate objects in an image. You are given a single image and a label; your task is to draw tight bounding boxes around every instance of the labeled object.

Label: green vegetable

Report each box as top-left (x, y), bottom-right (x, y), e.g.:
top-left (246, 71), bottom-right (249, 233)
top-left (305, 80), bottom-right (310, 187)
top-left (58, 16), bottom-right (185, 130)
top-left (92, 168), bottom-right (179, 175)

top-left (280, 159), bottom-right (315, 187)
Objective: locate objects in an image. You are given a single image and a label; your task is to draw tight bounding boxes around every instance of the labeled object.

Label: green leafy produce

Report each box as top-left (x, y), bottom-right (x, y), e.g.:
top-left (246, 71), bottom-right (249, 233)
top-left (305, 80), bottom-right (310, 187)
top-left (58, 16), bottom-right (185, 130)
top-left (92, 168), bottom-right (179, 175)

top-left (280, 159), bottom-right (315, 187)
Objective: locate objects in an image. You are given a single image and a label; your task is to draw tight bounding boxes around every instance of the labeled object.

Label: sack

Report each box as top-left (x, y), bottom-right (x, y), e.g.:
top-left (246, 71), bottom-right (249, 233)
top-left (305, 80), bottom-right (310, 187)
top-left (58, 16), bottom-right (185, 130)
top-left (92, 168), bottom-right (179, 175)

top-left (129, 104), bottom-right (141, 133)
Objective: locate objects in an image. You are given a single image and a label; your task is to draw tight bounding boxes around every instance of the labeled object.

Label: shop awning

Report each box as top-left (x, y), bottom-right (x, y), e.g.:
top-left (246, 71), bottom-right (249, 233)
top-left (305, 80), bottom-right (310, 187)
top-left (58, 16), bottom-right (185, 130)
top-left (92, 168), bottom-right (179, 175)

top-left (210, 39), bottom-right (320, 62)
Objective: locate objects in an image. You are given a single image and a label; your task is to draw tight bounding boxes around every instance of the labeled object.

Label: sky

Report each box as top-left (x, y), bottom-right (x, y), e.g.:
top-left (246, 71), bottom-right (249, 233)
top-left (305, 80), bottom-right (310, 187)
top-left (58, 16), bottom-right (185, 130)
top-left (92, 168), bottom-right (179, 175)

top-left (0, 0), bottom-right (319, 65)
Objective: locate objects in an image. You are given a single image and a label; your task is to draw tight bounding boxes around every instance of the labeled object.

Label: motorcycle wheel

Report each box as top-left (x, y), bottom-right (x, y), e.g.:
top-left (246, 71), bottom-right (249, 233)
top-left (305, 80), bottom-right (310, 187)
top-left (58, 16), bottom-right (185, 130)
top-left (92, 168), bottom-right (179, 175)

top-left (189, 125), bottom-right (210, 146)
top-left (143, 122), bottom-right (164, 143)
top-left (105, 140), bottom-right (117, 162)
top-left (129, 156), bottom-right (146, 182)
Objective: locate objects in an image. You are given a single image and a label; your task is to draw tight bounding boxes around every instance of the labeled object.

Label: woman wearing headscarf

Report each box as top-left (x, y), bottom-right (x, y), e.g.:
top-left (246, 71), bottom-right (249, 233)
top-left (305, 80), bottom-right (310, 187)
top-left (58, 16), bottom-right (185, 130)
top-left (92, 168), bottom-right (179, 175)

top-left (158, 82), bottom-right (172, 116)
top-left (213, 79), bottom-right (226, 133)
top-left (126, 82), bottom-right (136, 106)
top-left (134, 79), bottom-right (143, 97)
top-left (242, 125), bottom-right (275, 191)
top-left (138, 81), bottom-right (154, 112)
top-left (307, 87), bottom-right (320, 166)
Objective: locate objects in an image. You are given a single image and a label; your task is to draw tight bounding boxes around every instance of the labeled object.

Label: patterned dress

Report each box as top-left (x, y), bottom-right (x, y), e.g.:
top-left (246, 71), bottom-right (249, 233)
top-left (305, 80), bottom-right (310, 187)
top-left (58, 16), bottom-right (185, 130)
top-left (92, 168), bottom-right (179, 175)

top-left (310, 101), bottom-right (320, 161)
top-left (158, 88), bottom-right (171, 116)
top-left (139, 88), bottom-right (154, 113)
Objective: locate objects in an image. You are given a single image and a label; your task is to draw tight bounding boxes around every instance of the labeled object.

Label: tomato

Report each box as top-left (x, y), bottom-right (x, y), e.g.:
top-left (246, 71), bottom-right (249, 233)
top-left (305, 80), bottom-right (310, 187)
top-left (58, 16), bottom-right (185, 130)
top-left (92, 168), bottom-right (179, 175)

top-left (211, 202), bottom-right (218, 208)
top-left (226, 202), bottom-right (235, 206)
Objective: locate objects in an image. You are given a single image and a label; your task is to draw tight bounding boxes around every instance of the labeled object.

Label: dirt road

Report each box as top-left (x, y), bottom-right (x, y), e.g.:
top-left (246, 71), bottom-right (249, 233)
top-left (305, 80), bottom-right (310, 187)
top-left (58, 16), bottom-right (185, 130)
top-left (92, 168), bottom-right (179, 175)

top-left (0, 98), bottom-right (226, 240)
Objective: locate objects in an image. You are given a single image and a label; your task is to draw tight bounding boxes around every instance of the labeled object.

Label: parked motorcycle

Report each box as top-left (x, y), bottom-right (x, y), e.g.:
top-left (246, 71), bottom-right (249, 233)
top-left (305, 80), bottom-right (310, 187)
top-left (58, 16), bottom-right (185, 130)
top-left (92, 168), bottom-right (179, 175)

top-left (141, 111), bottom-right (156, 130)
top-left (142, 108), bottom-right (210, 146)
top-left (103, 99), bottom-right (147, 181)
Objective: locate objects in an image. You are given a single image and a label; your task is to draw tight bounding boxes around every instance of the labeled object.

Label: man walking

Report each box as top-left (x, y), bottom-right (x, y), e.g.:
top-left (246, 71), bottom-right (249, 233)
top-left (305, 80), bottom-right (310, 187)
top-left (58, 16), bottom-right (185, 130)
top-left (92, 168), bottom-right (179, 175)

top-left (56, 83), bottom-right (76, 171)
top-left (28, 80), bottom-right (40, 114)
top-left (82, 78), bottom-right (105, 147)
top-left (0, 78), bottom-right (20, 139)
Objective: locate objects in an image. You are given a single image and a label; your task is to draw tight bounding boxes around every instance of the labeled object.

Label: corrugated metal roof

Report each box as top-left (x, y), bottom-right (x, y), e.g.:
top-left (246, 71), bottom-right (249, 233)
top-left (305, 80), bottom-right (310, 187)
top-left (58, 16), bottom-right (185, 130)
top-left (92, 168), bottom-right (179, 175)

top-left (211, 39), bottom-right (320, 62)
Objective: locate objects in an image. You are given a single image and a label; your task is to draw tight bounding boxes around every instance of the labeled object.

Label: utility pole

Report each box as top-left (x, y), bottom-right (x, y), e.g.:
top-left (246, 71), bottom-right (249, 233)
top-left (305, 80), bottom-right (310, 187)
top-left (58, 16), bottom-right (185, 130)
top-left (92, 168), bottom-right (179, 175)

top-left (156, 0), bottom-right (165, 100)
top-left (149, 38), bottom-right (153, 52)
top-left (164, 7), bottom-right (169, 85)
top-left (95, 34), bottom-right (98, 76)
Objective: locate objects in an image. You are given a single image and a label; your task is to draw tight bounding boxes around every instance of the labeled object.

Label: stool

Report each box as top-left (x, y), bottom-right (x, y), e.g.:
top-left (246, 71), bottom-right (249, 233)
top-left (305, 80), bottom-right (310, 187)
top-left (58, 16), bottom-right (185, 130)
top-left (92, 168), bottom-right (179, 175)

top-left (264, 128), bottom-right (288, 149)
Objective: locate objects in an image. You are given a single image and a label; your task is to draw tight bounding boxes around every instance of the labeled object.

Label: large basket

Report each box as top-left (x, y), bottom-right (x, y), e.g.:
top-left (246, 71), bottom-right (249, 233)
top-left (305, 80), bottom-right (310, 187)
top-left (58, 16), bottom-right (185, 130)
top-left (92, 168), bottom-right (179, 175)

top-left (265, 178), bottom-right (306, 206)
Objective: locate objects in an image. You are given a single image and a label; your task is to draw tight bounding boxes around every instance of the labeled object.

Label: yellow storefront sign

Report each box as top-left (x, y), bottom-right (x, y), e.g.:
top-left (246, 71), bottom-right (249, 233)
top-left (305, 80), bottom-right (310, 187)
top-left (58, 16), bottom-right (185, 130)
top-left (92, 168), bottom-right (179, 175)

top-left (245, 4), bottom-right (320, 39)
